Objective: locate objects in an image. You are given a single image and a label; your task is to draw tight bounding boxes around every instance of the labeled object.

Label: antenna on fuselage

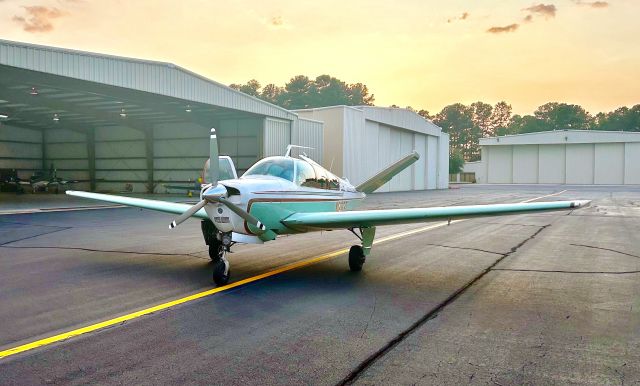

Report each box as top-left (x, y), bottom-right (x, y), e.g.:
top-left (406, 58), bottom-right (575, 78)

top-left (285, 144), bottom-right (314, 158)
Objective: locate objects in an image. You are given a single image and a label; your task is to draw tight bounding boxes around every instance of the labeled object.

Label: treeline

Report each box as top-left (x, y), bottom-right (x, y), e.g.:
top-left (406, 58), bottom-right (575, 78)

top-left (230, 75), bottom-right (374, 109)
top-left (230, 76), bottom-right (640, 162)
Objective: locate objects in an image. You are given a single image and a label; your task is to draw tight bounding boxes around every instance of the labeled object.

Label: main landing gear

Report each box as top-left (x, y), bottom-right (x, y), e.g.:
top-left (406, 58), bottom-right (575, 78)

top-left (202, 220), bottom-right (232, 286)
top-left (348, 227), bottom-right (376, 272)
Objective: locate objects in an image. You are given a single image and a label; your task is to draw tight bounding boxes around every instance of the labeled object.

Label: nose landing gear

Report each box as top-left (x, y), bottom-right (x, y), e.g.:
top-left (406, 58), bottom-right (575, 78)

top-left (202, 220), bottom-right (233, 286)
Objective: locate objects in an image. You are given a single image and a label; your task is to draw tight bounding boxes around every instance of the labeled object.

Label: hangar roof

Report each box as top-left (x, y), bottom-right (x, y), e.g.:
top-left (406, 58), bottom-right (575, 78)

top-left (0, 39), bottom-right (296, 133)
top-left (480, 130), bottom-right (640, 146)
top-left (294, 105), bottom-right (446, 138)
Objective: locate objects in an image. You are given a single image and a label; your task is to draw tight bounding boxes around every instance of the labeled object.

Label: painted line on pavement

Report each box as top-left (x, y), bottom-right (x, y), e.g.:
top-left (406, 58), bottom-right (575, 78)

top-left (0, 222), bottom-right (454, 360)
top-left (521, 189), bottom-right (567, 203)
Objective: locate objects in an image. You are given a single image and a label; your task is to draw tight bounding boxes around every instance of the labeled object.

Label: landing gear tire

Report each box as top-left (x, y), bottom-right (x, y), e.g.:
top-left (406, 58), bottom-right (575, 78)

top-left (212, 254), bottom-right (230, 286)
top-left (349, 245), bottom-right (366, 272)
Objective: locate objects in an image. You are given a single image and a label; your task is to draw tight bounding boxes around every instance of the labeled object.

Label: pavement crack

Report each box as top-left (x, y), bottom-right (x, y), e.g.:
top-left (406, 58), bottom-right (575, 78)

top-left (0, 227), bottom-right (71, 246)
top-left (337, 225), bottom-right (550, 386)
top-left (360, 294), bottom-right (377, 339)
top-left (492, 268), bottom-right (640, 275)
top-left (569, 243), bottom-right (640, 260)
top-left (422, 243), bottom-right (505, 256)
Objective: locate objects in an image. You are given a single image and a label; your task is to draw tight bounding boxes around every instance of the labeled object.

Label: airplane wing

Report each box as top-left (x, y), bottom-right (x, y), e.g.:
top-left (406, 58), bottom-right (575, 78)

top-left (282, 200), bottom-right (590, 230)
top-left (66, 191), bottom-right (208, 219)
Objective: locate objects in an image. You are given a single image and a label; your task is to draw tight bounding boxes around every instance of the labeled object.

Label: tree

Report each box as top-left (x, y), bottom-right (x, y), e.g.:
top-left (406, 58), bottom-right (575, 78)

top-left (592, 105), bottom-right (640, 131)
top-left (533, 102), bottom-right (592, 130)
top-left (489, 101), bottom-right (512, 136)
top-left (432, 103), bottom-right (480, 161)
top-left (470, 101), bottom-right (493, 137)
top-left (230, 75), bottom-right (375, 109)
top-left (260, 83), bottom-right (284, 105)
top-left (507, 114), bottom-right (550, 134)
top-left (345, 83), bottom-right (375, 106)
top-left (417, 109), bottom-right (431, 120)
top-left (449, 150), bottom-right (465, 174)
top-left (229, 79), bottom-right (261, 97)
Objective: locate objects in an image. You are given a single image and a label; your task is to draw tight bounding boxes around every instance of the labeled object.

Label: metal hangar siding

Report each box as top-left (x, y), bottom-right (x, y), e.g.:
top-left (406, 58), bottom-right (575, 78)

top-left (466, 130), bottom-right (640, 185)
top-left (0, 39), bottom-right (322, 192)
top-left (295, 106), bottom-right (450, 191)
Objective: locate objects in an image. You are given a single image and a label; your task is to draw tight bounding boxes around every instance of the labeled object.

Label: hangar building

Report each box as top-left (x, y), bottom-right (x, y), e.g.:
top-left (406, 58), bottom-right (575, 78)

top-left (0, 39), bottom-right (448, 193)
top-left (0, 39), bottom-right (322, 193)
top-left (295, 106), bottom-right (449, 192)
top-left (464, 130), bottom-right (640, 185)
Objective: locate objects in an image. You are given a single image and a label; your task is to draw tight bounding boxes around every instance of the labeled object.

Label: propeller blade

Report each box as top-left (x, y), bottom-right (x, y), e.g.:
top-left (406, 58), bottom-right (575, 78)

top-left (209, 127), bottom-right (219, 186)
top-left (169, 199), bottom-right (207, 229)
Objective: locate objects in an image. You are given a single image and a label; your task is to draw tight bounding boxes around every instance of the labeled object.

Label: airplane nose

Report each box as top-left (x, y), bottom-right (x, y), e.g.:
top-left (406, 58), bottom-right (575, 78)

top-left (203, 183), bottom-right (228, 200)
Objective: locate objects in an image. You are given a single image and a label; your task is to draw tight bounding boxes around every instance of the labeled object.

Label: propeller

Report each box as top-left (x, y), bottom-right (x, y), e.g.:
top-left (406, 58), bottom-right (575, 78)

top-left (168, 127), bottom-right (268, 235)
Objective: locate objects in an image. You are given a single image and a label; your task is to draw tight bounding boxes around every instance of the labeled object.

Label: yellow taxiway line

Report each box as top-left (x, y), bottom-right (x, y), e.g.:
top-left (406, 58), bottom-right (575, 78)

top-left (521, 189), bottom-right (567, 203)
top-left (0, 190), bottom-right (566, 360)
top-left (0, 221), bottom-right (455, 360)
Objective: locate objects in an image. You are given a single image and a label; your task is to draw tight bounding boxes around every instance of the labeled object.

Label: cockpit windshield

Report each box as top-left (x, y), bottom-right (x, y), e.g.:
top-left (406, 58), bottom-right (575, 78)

top-left (243, 157), bottom-right (295, 182)
top-left (243, 156), bottom-right (353, 191)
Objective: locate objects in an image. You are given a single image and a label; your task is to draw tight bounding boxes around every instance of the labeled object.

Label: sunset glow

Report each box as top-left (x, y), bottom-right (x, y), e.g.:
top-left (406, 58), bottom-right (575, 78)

top-left (1, 0), bottom-right (638, 114)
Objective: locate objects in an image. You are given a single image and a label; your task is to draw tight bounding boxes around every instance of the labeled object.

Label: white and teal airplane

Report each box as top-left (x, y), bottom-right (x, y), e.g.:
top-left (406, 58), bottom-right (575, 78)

top-left (67, 128), bottom-right (590, 285)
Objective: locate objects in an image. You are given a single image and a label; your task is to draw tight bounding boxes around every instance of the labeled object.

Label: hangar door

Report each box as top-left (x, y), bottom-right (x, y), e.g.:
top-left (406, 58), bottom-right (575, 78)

top-left (485, 143), bottom-right (633, 184)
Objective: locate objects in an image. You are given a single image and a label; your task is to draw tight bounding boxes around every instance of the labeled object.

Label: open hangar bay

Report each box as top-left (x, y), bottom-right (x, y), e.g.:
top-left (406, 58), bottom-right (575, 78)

top-left (0, 39), bottom-right (449, 194)
top-left (0, 185), bottom-right (638, 384)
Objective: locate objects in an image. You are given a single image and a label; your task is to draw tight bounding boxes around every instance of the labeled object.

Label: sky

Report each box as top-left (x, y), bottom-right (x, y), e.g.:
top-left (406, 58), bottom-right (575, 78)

top-left (1, 0), bottom-right (638, 115)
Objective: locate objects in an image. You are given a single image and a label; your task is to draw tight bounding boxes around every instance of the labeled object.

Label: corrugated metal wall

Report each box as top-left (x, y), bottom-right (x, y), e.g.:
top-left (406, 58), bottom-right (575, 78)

top-left (95, 126), bottom-right (146, 192)
top-left (291, 118), bottom-right (323, 163)
top-left (0, 124), bottom-right (42, 179)
top-left (263, 118), bottom-right (291, 157)
top-left (0, 39), bottom-right (295, 121)
top-left (483, 143), bottom-right (639, 184)
top-left (45, 128), bottom-right (90, 190)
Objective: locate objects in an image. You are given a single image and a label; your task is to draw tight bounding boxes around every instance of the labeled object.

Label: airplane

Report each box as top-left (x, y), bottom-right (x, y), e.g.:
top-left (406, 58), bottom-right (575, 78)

top-left (25, 165), bottom-right (91, 194)
top-left (67, 128), bottom-right (590, 285)
top-left (0, 169), bottom-right (25, 194)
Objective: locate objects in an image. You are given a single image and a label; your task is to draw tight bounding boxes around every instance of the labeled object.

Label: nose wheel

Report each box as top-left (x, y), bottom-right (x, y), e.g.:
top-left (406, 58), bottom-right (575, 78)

top-left (212, 250), bottom-right (231, 286)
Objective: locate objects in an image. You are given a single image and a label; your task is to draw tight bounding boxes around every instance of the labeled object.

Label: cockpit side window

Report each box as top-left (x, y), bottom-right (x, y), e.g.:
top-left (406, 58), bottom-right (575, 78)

top-left (295, 160), bottom-right (320, 188)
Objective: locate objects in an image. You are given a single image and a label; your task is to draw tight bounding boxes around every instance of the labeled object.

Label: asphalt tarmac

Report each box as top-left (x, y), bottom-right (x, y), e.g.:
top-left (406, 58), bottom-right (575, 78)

top-left (0, 185), bottom-right (638, 385)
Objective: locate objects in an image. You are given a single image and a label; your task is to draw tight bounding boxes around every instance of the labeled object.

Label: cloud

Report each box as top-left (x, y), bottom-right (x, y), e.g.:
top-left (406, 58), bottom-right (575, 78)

top-left (486, 24), bottom-right (519, 34)
top-left (263, 15), bottom-right (292, 30)
top-left (448, 12), bottom-right (470, 23)
top-left (573, 0), bottom-right (609, 8)
top-left (12, 6), bottom-right (67, 33)
top-left (523, 14), bottom-right (533, 23)
top-left (524, 4), bottom-right (557, 18)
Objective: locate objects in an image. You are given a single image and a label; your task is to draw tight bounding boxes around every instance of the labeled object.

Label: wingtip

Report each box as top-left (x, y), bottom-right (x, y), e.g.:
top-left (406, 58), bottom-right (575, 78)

top-left (169, 221), bottom-right (177, 229)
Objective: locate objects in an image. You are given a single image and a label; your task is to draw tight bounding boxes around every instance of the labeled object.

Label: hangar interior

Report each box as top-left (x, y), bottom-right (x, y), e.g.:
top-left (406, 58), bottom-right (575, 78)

top-left (465, 130), bottom-right (640, 185)
top-left (295, 105), bottom-right (449, 192)
top-left (0, 39), bottom-right (322, 193)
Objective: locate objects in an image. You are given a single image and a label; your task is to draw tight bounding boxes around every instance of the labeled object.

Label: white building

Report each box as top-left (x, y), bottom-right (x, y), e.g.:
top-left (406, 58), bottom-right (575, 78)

top-left (465, 130), bottom-right (640, 185)
top-left (295, 106), bottom-right (449, 191)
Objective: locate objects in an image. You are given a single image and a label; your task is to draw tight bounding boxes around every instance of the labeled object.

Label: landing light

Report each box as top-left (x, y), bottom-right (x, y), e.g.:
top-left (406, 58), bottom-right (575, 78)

top-left (30, 87), bottom-right (38, 96)
top-left (53, 113), bottom-right (60, 122)
top-left (185, 105), bottom-right (192, 113)
top-left (120, 108), bottom-right (127, 118)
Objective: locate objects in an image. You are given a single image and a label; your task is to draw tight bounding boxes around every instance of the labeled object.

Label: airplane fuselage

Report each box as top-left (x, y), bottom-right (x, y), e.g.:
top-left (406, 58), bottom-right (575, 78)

top-left (203, 176), bottom-right (365, 240)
